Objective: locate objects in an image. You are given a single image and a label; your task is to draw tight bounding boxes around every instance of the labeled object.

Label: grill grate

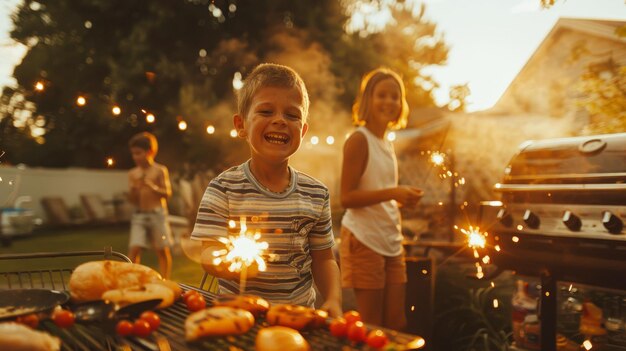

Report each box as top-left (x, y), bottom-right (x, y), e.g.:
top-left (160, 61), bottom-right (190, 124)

top-left (0, 250), bottom-right (424, 350)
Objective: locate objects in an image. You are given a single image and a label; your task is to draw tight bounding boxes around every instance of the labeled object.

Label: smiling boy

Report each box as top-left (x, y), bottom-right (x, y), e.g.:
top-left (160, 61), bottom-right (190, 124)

top-left (191, 63), bottom-right (342, 317)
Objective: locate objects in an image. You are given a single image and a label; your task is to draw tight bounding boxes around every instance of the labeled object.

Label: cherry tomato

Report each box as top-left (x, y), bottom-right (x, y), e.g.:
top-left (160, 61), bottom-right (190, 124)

top-left (116, 320), bottom-right (134, 336)
top-left (16, 313), bottom-right (39, 328)
top-left (52, 309), bottom-right (75, 328)
top-left (343, 310), bottom-right (362, 325)
top-left (346, 321), bottom-right (368, 343)
top-left (133, 319), bottom-right (152, 337)
top-left (182, 290), bottom-right (200, 303)
top-left (366, 329), bottom-right (389, 348)
top-left (139, 311), bottom-right (161, 331)
top-left (185, 294), bottom-right (206, 312)
top-left (329, 317), bottom-right (348, 338)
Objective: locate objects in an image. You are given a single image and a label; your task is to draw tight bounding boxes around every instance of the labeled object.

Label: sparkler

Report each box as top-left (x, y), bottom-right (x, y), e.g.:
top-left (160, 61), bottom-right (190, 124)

top-left (211, 217), bottom-right (269, 294)
top-left (455, 225), bottom-right (490, 278)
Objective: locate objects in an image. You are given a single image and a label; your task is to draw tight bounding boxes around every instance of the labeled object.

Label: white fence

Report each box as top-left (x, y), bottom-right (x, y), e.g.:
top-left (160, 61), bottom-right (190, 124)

top-left (0, 165), bottom-right (127, 223)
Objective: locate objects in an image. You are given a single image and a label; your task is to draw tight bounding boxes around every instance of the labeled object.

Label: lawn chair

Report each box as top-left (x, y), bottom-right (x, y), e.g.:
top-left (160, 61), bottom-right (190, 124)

top-left (40, 196), bottom-right (89, 227)
top-left (80, 193), bottom-right (118, 224)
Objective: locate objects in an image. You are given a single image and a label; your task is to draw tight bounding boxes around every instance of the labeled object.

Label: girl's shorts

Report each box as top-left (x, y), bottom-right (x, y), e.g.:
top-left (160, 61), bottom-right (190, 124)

top-left (339, 226), bottom-right (407, 290)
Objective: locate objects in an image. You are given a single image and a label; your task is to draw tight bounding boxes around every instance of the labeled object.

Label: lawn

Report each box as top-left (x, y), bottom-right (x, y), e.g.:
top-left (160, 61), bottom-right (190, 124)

top-left (0, 225), bottom-right (208, 287)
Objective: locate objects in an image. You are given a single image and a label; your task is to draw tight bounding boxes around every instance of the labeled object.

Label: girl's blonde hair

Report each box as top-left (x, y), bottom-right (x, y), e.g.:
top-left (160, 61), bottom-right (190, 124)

top-left (351, 67), bottom-right (409, 130)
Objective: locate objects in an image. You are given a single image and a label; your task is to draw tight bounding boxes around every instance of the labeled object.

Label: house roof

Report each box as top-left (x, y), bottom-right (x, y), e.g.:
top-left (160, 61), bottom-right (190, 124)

top-left (492, 17), bottom-right (626, 111)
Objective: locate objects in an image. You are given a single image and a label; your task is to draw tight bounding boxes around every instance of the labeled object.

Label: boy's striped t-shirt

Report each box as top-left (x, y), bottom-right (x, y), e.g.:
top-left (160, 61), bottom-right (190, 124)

top-left (191, 160), bottom-right (334, 307)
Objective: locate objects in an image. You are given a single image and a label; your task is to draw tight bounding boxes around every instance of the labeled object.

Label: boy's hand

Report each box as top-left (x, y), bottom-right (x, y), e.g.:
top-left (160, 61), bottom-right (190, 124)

top-left (319, 298), bottom-right (342, 318)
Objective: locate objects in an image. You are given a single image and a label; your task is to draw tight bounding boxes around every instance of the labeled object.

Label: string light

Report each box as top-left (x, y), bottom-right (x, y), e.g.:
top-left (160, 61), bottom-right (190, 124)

top-left (106, 157), bottom-right (114, 167)
top-left (76, 96), bottom-right (86, 106)
top-left (326, 136), bottom-right (335, 145)
top-left (34, 81), bottom-right (44, 91)
top-left (311, 136), bottom-right (319, 145)
top-left (206, 125), bottom-right (215, 134)
top-left (112, 106), bottom-right (121, 115)
top-left (178, 120), bottom-right (188, 131)
top-left (387, 131), bottom-right (396, 141)
top-left (229, 129), bottom-right (237, 138)
top-left (146, 113), bottom-right (155, 123)
top-left (232, 72), bottom-right (243, 90)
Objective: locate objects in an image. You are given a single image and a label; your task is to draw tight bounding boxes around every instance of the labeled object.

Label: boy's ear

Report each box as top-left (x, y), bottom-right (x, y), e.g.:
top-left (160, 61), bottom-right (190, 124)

top-left (233, 114), bottom-right (247, 138)
top-left (301, 122), bottom-right (309, 138)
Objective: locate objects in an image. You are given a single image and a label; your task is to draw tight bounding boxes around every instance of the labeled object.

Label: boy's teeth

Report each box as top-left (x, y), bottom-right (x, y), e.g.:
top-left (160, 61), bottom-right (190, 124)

top-left (265, 133), bottom-right (289, 144)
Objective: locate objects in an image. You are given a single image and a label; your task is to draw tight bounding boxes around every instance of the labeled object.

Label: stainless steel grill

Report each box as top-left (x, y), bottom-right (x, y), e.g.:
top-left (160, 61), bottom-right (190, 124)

top-left (0, 248), bottom-right (424, 350)
top-left (478, 132), bottom-right (626, 351)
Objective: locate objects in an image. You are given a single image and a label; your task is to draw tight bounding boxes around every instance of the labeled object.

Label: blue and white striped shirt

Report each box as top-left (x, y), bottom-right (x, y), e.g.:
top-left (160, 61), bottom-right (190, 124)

top-left (191, 160), bottom-right (334, 307)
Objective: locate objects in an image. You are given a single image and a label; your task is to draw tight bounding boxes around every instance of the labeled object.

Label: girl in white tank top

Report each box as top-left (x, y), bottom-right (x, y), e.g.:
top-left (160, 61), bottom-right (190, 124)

top-left (339, 68), bottom-right (423, 331)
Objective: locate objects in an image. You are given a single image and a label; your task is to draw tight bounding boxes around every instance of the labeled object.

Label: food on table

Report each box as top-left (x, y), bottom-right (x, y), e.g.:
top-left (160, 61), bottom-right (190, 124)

top-left (328, 317), bottom-right (348, 338)
top-left (366, 329), bottom-right (389, 348)
top-left (115, 320), bottom-right (134, 336)
top-left (139, 311), bottom-right (161, 331)
top-left (68, 260), bottom-right (180, 308)
top-left (346, 321), bottom-right (368, 343)
top-left (51, 308), bottom-right (75, 328)
top-left (343, 310), bottom-right (362, 325)
top-left (132, 319), bottom-right (152, 337)
top-left (183, 289), bottom-right (201, 303)
top-left (255, 326), bottom-right (310, 351)
top-left (266, 304), bottom-right (328, 330)
top-left (184, 306), bottom-right (255, 341)
top-left (185, 293), bottom-right (206, 312)
top-left (102, 283), bottom-right (175, 309)
top-left (16, 313), bottom-right (39, 328)
top-left (213, 294), bottom-right (270, 316)
top-left (0, 322), bottom-right (61, 351)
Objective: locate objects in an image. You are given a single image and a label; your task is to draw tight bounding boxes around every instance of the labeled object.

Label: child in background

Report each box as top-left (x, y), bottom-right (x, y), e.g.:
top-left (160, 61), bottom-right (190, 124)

top-left (191, 63), bottom-right (342, 317)
top-left (340, 68), bottom-right (424, 330)
top-left (127, 132), bottom-right (173, 279)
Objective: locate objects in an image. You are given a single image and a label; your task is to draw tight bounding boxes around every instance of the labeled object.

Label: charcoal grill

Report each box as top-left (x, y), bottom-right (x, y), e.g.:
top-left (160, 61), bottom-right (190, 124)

top-left (479, 132), bottom-right (626, 351)
top-left (0, 248), bottom-right (425, 350)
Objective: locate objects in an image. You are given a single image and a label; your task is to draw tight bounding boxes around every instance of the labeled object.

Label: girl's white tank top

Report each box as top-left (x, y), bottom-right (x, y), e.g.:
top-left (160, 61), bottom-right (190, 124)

top-left (341, 126), bottom-right (403, 256)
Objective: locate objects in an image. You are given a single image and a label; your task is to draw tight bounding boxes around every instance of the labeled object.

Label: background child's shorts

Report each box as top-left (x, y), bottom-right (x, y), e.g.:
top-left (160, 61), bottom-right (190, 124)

top-left (339, 226), bottom-right (407, 289)
top-left (129, 208), bottom-right (173, 249)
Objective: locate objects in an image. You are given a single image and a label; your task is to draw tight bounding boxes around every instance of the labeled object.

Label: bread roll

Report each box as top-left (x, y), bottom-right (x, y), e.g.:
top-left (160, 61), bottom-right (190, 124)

top-left (0, 322), bottom-right (61, 351)
top-left (185, 306), bottom-right (255, 341)
top-left (256, 326), bottom-right (310, 351)
top-left (102, 283), bottom-right (175, 309)
top-left (213, 294), bottom-right (270, 316)
top-left (69, 261), bottom-right (162, 302)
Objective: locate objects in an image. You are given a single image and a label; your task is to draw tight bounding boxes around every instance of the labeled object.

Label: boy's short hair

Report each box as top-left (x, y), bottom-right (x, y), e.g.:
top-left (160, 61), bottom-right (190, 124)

top-left (352, 67), bottom-right (410, 130)
top-left (236, 63), bottom-right (310, 121)
top-left (129, 132), bottom-right (158, 154)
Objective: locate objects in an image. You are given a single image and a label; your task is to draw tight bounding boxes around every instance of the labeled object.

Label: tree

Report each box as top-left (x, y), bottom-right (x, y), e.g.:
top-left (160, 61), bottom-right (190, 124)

top-left (576, 58), bottom-right (626, 134)
top-left (448, 83), bottom-right (471, 112)
top-left (1, 0), bottom-right (449, 169)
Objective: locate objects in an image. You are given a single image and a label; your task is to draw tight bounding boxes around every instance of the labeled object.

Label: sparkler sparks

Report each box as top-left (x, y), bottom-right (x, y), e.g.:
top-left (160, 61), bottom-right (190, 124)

top-left (460, 225), bottom-right (487, 249)
top-left (429, 151), bottom-right (445, 166)
top-left (212, 217), bottom-right (269, 274)
top-left (455, 225), bottom-right (490, 279)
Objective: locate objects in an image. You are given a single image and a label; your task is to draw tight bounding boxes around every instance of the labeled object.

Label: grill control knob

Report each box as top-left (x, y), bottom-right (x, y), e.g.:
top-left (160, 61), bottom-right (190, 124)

top-left (497, 208), bottom-right (513, 227)
top-left (603, 211), bottom-right (623, 234)
top-left (562, 211), bottom-right (582, 231)
top-left (523, 210), bottom-right (540, 229)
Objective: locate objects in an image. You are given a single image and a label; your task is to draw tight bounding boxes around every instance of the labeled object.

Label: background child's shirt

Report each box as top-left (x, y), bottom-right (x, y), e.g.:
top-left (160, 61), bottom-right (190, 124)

top-left (191, 160), bottom-right (334, 307)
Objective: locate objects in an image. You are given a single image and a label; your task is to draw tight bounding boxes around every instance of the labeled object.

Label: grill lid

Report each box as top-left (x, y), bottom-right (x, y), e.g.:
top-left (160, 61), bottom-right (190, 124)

top-left (502, 133), bottom-right (626, 184)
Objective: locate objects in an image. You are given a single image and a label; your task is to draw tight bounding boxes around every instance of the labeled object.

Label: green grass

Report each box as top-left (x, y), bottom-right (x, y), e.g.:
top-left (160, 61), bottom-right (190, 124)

top-left (0, 225), bottom-right (206, 287)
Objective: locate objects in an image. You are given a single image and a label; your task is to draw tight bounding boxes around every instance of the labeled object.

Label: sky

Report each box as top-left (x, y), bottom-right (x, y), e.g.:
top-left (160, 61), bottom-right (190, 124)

top-left (0, 0), bottom-right (625, 112)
